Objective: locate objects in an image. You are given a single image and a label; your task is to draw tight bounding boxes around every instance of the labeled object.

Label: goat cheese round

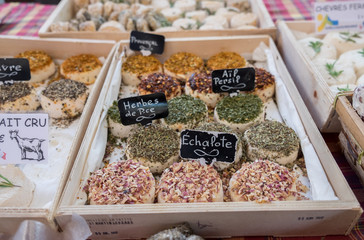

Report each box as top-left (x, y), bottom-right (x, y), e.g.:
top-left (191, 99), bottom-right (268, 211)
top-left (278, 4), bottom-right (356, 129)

top-left (84, 160), bottom-right (155, 205)
top-left (40, 79), bottom-right (89, 119)
top-left (157, 161), bottom-right (224, 203)
top-left (0, 82), bottom-right (40, 112)
top-left (244, 120), bottom-right (300, 165)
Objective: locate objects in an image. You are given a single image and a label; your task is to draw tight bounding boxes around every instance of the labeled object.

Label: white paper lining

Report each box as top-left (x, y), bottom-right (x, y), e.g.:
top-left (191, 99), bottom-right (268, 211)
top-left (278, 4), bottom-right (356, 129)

top-left (265, 49), bottom-right (337, 200)
top-left (74, 47), bottom-right (338, 204)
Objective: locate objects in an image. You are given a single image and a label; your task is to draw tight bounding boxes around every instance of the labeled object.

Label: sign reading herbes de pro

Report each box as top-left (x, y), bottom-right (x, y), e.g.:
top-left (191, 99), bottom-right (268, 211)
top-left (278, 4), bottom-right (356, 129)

top-left (118, 93), bottom-right (168, 126)
top-left (314, 1), bottom-right (364, 34)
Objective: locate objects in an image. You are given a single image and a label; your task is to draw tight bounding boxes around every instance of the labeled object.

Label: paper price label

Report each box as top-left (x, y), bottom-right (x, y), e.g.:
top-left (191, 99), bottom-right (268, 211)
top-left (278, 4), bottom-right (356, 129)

top-left (0, 113), bottom-right (48, 164)
top-left (314, 1), bottom-right (364, 34)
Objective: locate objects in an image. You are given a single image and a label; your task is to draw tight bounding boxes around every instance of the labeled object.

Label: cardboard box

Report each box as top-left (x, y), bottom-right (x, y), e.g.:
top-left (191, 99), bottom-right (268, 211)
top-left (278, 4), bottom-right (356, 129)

top-left (55, 36), bottom-right (362, 239)
top-left (336, 95), bottom-right (364, 186)
top-left (277, 20), bottom-right (343, 133)
top-left (0, 36), bottom-right (115, 238)
top-left (38, 0), bottom-right (276, 41)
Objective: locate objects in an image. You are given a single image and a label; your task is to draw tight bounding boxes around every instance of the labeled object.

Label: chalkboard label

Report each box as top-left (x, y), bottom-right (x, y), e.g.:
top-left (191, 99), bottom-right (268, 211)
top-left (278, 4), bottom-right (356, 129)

top-left (212, 67), bottom-right (255, 93)
top-left (130, 31), bottom-right (165, 54)
top-left (0, 58), bottom-right (31, 85)
top-left (118, 93), bottom-right (168, 126)
top-left (180, 129), bottom-right (238, 164)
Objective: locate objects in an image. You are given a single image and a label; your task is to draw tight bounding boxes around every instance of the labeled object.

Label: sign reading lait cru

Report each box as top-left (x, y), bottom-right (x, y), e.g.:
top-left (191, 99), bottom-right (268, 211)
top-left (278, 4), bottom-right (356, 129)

top-left (118, 93), bottom-right (168, 126)
top-left (180, 129), bottom-right (238, 165)
top-left (0, 113), bottom-right (48, 165)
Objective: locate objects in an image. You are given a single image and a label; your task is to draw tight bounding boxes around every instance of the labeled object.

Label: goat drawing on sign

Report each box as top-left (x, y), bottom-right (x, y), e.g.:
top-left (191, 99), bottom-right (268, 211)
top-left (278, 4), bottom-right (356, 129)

top-left (9, 130), bottom-right (45, 161)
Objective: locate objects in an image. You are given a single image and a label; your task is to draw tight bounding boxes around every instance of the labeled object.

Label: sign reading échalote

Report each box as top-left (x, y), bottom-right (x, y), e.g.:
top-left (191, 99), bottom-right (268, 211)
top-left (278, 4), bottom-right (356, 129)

top-left (314, 1), bottom-right (364, 34)
top-left (117, 93), bottom-right (168, 126)
top-left (0, 113), bottom-right (48, 165)
top-left (180, 129), bottom-right (238, 165)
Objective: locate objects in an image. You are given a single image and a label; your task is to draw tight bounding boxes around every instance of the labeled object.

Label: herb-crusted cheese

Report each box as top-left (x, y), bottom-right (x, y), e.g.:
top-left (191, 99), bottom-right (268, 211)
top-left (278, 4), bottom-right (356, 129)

top-left (42, 79), bottom-right (87, 101)
top-left (127, 124), bottom-right (179, 164)
top-left (165, 95), bottom-right (207, 125)
top-left (164, 52), bottom-right (204, 74)
top-left (15, 50), bottom-right (53, 72)
top-left (108, 100), bottom-right (121, 123)
top-left (245, 121), bottom-right (299, 155)
top-left (215, 94), bottom-right (263, 124)
top-left (123, 55), bottom-right (162, 74)
top-left (206, 51), bottom-right (246, 70)
top-left (0, 82), bottom-right (32, 104)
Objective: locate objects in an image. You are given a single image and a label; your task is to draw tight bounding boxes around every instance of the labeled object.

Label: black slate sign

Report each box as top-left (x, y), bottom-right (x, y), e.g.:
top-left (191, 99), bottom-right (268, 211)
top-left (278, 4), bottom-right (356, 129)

top-left (180, 129), bottom-right (238, 164)
top-left (212, 67), bottom-right (255, 93)
top-left (130, 31), bottom-right (165, 54)
top-left (118, 93), bottom-right (168, 126)
top-left (0, 58), bottom-right (31, 85)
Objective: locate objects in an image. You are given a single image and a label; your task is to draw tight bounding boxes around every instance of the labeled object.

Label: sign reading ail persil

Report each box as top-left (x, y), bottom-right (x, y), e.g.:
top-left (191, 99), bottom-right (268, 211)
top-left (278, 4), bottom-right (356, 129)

top-left (0, 113), bottom-right (48, 165)
top-left (314, 1), bottom-right (364, 34)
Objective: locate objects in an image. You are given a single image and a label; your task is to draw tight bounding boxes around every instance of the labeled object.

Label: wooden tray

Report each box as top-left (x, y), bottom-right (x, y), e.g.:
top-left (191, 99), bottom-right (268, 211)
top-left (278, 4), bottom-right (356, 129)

top-left (0, 36), bottom-right (115, 238)
top-left (54, 36), bottom-right (362, 239)
top-left (38, 0), bottom-right (276, 41)
top-left (277, 20), bottom-right (342, 133)
top-left (336, 95), bottom-right (364, 186)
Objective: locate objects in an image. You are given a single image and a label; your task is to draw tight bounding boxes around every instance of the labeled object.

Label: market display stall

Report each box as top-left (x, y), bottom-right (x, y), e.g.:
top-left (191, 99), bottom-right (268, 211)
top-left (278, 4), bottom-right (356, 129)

top-left (0, 0), bottom-right (363, 239)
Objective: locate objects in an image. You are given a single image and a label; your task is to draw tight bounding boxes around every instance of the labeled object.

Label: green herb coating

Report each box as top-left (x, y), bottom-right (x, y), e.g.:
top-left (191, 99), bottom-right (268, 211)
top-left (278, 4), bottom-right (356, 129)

top-left (127, 124), bottom-right (179, 163)
top-left (216, 94), bottom-right (263, 124)
top-left (165, 95), bottom-right (207, 125)
top-left (245, 121), bottom-right (299, 156)
top-left (107, 100), bottom-right (121, 123)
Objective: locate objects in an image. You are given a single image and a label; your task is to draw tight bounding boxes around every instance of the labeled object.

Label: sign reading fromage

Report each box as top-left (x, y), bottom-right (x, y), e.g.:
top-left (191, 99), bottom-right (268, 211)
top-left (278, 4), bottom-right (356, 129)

top-left (212, 67), bottom-right (255, 93)
top-left (130, 31), bottom-right (165, 54)
top-left (0, 58), bottom-right (31, 85)
top-left (0, 113), bottom-right (48, 165)
top-left (118, 93), bottom-right (168, 126)
top-left (314, 1), bottom-right (364, 34)
top-left (180, 129), bottom-right (238, 165)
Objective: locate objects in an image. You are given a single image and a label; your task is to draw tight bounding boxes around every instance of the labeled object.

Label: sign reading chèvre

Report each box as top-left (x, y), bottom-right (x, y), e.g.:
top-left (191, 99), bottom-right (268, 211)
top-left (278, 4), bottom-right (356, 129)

top-left (0, 58), bottom-right (31, 85)
top-left (0, 113), bottom-right (48, 165)
top-left (212, 67), bottom-right (255, 93)
top-left (180, 129), bottom-right (238, 165)
top-left (117, 93), bottom-right (168, 126)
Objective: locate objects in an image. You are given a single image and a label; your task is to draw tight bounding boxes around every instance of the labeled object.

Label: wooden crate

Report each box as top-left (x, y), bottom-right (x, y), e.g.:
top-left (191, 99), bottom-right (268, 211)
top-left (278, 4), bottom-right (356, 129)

top-left (0, 36), bottom-right (116, 238)
top-left (38, 0), bottom-right (276, 41)
top-left (336, 95), bottom-right (364, 186)
top-left (55, 36), bottom-right (362, 239)
top-left (277, 20), bottom-right (342, 133)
